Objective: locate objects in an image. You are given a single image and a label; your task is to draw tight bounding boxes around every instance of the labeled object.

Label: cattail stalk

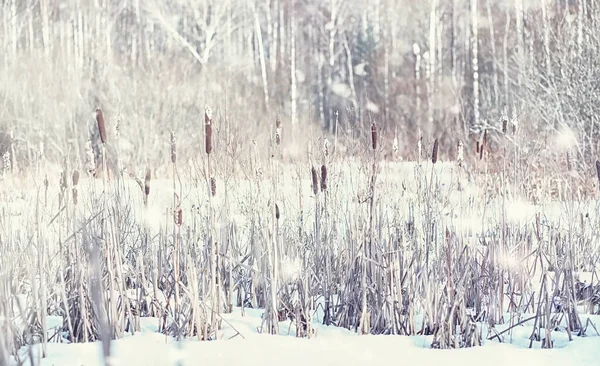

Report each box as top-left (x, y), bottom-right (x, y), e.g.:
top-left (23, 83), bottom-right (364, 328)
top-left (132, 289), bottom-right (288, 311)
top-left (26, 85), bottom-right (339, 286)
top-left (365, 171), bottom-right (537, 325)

top-left (205, 106), bottom-right (218, 334)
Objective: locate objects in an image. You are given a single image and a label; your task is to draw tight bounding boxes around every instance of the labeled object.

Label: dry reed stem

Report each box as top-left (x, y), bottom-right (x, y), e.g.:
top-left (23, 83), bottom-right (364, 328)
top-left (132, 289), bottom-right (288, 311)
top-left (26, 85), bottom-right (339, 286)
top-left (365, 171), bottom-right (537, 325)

top-left (96, 108), bottom-right (107, 144)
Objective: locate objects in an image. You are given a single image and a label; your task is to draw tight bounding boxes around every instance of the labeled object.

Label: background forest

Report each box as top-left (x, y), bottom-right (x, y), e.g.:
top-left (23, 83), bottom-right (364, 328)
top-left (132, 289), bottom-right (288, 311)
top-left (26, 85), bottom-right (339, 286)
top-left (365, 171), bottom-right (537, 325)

top-left (0, 0), bottom-right (599, 175)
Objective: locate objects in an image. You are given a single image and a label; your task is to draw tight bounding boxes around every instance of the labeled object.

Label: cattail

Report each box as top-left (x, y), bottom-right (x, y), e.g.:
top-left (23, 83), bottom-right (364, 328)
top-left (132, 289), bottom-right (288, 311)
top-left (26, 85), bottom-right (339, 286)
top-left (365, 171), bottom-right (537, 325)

top-left (175, 207), bottom-right (183, 226)
top-left (476, 141), bottom-right (480, 154)
top-left (144, 168), bottom-right (151, 197)
top-left (205, 107), bottom-right (213, 155)
top-left (511, 114), bottom-right (518, 134)
top-left (483, 129), bottom-right (488, 147)
top-left (60, 170), bottom-right (67, 190)
top-left (371, 122), bottom-right (378, 150)
top-left (115, 117), bottom-right (121, 137)
top-left (275, 204), bottom-right (280, 220)
top-left (501, 112), bottom-right (508, 134)
top-left (418, 135), bottom-right (423, 158)
top-left (320, 165), bottom-right (327, 192)
top-left (210, 177), bottom-right (216, 196)
top-left (170, 130), bottom-right (177, 164)
top-left (38, 141), bottom-right (45, 161)
top-left (457, 140), bottom-right (464, 167)
top-left (323, 138), bottom-right (330, 158)
top-left (72, 170), bottom-right (80, 186)
top-left (96, 108), bottom-right (107, 144)
top-left (595, 160), bottom-right (600, 187)
top-left (3, 151), bottom-right (10, 174)
top-left (311, 166), bottom-right (319, 195)
top-left (431, 139), bottom-right (439, 164)
top-left (566, 151), bottom-right (572, 171)
top-left (275, 118), bottom-right (282, 146)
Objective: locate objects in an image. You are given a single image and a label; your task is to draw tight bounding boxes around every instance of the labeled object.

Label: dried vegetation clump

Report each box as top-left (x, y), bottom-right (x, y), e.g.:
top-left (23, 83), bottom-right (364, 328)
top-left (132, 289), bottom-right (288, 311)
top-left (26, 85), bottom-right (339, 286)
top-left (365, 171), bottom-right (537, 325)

top-left (1, 103), bottom-right (600, 366)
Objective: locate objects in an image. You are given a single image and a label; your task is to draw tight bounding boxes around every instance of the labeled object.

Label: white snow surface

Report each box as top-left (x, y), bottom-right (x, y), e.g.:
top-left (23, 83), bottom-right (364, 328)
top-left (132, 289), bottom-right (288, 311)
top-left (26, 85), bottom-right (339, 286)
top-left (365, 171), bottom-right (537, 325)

top-left (14, 308), bottom-right (600, 366)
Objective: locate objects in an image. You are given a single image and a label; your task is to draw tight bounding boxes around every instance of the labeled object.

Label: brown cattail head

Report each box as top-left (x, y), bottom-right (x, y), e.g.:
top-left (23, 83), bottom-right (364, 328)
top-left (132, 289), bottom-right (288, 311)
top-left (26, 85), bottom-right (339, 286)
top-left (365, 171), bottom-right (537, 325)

top-left (275, 118), bottom-right (282, 146)
top-left (170, 130), bottom-right (177, 164)
top-left (476, 141), bottom-right (480, 154)
top-left (175, 207), bottom-right (183, 226)
top-left (144, 168), bottom-right (152, 197)
top-left (205, 107), bottom-right (213, 155)
top-left (501, 115), bottom-right (508, 134)
top-left (72, 170), bottom-right (80, 186)
top-left (320, 165), bottom-right (327, 192)
top-left (210, 177), bottom-right (216, 197)
top-left (275, 203), bottom-right (280, 220)
top-left (96, 108), bottom-right (107, 144)
top-left (431, 139), bottom-right (439, 164)
top-left (311, 166), bottom-right (319, 195)
top-left (595, 160), bottom-right (600, 187)
top-left (371, 122), bottom-right (378, 150)
top-left (483, 129), bottom-right (488, 147)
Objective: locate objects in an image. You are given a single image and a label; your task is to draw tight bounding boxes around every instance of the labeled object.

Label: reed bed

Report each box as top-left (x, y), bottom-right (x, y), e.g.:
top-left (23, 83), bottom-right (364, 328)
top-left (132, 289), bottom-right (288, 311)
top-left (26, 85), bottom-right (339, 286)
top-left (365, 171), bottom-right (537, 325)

top-left (1, 106), bottom-right (600, 366)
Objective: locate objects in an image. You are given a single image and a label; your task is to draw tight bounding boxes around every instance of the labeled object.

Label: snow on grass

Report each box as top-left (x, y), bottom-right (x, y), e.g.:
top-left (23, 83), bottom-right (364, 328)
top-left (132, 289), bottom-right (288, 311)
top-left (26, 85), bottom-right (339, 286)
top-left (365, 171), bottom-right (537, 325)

top-left (14, 308), bottom-right (600, 366)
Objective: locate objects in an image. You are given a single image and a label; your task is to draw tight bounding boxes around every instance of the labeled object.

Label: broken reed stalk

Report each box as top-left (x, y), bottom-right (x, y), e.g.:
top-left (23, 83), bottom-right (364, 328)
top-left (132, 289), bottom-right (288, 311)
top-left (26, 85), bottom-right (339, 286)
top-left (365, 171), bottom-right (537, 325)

top-left (205, 106), bottom-right (218, 336)
top-left (264, 117), bottom-right (280, 335)
top-left (94, 107), bottom-right (123, 342)
top-left (170, 130), bottom-right (182, 340)
top-left (320, 163), bottom-right (332, 325)
top-left (360, 121), bottom-right (379, 334)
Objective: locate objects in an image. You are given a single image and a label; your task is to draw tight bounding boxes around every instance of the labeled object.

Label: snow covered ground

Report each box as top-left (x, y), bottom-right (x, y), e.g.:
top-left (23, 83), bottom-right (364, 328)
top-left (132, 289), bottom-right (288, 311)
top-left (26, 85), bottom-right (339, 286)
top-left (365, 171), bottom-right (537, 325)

top-left (14, 308), bottom-right (600, 366)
